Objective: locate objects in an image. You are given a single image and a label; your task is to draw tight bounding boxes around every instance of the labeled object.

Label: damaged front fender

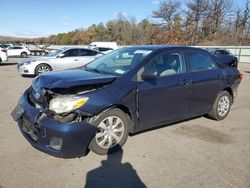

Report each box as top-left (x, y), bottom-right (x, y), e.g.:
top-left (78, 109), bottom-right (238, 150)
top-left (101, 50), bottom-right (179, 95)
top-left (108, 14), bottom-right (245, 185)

top-left (15, 90), bottom-right (98, 158)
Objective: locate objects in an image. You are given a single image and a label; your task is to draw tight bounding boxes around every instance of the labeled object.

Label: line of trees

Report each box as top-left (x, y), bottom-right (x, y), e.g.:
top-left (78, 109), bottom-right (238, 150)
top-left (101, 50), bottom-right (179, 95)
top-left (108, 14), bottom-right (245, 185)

top-left (6, 0), bottom-right (250, 46)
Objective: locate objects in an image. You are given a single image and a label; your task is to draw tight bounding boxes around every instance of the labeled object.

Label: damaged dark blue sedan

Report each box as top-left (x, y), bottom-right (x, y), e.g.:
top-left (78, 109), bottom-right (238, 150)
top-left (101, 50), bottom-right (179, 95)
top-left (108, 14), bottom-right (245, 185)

top-left (11, 46), bottom-right (242, 158)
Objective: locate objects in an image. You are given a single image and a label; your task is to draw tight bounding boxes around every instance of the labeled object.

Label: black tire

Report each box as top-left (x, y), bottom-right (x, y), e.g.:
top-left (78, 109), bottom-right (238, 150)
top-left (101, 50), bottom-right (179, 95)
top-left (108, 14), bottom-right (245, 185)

top-left (88, 108), bottom-right (129, 155)
top-left (35, 64), bottom-right (52, 76)
top-left (207, 91), bottom-right (232, 121)
top-left (0, 58), bottom-right (2, 63)
top-left (21, 52), bottom-right (28, 58)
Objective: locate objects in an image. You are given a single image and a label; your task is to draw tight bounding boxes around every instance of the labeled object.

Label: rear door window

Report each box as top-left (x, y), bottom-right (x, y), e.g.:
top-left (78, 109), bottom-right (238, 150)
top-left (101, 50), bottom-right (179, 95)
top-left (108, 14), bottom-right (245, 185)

top-left (220, 50), bottom-right (229, 55)
top-left (187, 51), bottom-right (218, 72)
top-left (63, 49), bottom-right (79, 57)
top-left (78, 49), bottom-right (97, 56)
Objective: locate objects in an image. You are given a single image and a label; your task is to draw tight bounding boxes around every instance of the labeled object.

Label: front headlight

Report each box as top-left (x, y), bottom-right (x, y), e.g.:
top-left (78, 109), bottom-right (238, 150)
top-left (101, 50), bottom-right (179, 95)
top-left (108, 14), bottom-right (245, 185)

top-left (49, 96), bottom-right (89, 114)
top-left (23, 60), bottom-right (36, 65)
top-left (23, 61), bottom-right (31, 65)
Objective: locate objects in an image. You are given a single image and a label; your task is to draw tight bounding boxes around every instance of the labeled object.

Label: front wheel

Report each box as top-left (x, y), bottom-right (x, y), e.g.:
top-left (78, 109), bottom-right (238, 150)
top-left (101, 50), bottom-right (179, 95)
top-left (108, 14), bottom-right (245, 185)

top-left (35, 64), bottom-right (52, 76)
top-left (207, 91), bottom-right (232, 121)
top-left (88, 108), bottom-right (129, 155)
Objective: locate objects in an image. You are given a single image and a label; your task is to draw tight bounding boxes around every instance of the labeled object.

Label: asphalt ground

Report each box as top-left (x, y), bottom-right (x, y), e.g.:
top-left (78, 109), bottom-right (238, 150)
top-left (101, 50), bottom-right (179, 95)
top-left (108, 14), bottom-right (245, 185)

top-left (0, 58), bottom-right (250, 188)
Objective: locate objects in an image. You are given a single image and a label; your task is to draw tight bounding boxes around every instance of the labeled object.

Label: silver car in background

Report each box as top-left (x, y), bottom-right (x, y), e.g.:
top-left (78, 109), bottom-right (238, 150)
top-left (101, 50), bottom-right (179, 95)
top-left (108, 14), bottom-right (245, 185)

top-left (17, 48), bottom-right (103, 76)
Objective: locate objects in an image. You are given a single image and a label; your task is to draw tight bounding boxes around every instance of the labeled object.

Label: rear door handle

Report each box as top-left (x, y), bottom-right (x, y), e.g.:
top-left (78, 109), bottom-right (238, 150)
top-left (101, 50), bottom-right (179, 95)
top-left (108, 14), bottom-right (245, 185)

top-left (182, 79), bottom-right (192, 85)
top-left (74, 59), bottom-right (79, 61)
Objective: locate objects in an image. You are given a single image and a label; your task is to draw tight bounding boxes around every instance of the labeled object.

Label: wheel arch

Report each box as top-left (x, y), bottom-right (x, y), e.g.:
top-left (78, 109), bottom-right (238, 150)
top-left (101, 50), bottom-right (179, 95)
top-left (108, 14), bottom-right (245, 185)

top-left (223, 87), bottom-right (234, 102)
top-left (20, 51), bottom-right (28, 55)
top-left (35, 63), bottom-right (53, 70)
top-left (99, 104), bottom-right (134, 132)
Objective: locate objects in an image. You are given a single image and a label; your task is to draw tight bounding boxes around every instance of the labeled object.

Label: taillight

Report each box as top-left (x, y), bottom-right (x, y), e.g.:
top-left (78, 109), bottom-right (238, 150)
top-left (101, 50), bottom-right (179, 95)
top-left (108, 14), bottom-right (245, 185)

top-left (239, 73), bottom-right (243, 80)
top-left (1, 49), bottom-right (7, 53)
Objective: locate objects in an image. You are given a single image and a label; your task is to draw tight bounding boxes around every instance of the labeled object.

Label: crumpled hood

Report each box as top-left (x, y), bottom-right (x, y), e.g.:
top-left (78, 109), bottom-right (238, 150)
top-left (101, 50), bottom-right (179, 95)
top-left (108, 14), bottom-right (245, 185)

top-left (33, 69), bottom-right (116, 90)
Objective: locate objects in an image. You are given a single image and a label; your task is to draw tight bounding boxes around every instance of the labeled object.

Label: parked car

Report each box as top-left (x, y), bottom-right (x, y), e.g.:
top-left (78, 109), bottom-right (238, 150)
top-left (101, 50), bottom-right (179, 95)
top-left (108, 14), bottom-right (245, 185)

top-left (0, 48), bottom-right (8, 63)
top-left (0, 44), bottom-right (13, 49)
top-left (7, 46), bottom-right (31, 58)
top-left (91, 47), bottom-right (114, 54)
top-left (11, 46), bottom-right (242, 158)
top-left (207, 48), bottom-right (238, 68)
top-left (17, 48), bottom-right (104, 76)
top-left (208, 48), bottom-right (231, 55)
top-left (88, 42), bottom-right (118, 54)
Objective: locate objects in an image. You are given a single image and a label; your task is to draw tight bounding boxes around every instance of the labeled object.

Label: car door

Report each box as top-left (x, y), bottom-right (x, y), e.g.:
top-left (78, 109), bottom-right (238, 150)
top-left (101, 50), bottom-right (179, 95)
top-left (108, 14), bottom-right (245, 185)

top-left (13, 46), bottom-right (22, 56)
top-left (184, 49), bottom-right (224, 115)
top-left (52, 49), bottom-right (80, 70)
top-left (77, 49), bottom-right (98, 66)
top-left (7, 46), bottom-right (15, 56)
top-left (137, 50), bottom-right (190, 129)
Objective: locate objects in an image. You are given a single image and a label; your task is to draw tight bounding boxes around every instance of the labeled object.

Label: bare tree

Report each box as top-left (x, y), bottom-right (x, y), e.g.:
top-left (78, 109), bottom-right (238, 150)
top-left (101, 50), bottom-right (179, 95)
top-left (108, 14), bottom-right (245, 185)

top-left (240, 0), bottom-right (250, 35)
top-left (185, 0), bottom-right (209, 43)
top-left (208, 0), bottom-right (232, 35)
top-left (152, 0), bottom-right (181, 31)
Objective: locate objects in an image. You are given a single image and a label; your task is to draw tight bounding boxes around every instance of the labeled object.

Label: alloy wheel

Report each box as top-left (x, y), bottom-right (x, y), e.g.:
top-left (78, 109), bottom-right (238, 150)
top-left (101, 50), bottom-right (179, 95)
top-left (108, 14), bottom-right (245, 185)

top-left (37, 66), bottom-right (50, 75)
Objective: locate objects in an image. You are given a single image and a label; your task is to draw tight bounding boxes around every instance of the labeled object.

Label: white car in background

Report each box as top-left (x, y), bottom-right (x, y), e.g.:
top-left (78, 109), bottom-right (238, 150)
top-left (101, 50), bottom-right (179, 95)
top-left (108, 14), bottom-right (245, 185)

top-left (88, 42), bottom-right (118, 54)
top-left (17, 48), bottom-right (103, 76)
top-left (0, 48), bottom-right (8, 63)
top-left (7, 46), bottom-right (31, 58)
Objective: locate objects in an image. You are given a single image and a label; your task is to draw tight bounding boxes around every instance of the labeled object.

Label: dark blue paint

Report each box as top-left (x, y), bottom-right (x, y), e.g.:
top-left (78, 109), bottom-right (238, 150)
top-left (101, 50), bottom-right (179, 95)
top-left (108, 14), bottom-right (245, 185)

top-left (12, 46), bottom-right (241, 158)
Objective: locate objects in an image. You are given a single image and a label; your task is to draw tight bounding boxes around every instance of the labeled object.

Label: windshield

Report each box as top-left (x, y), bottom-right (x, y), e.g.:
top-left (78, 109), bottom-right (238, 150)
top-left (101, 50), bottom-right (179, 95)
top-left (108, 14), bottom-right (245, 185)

top-left (47, 49), bottom-right (64, 57)
top-left (85, 47), bottom-right (153, 75)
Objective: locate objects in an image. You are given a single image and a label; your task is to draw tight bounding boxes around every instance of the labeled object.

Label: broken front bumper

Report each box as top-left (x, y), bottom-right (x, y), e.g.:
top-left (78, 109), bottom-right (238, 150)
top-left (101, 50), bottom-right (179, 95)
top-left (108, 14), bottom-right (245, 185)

top-left (11, 90), bottom-right (98, 158)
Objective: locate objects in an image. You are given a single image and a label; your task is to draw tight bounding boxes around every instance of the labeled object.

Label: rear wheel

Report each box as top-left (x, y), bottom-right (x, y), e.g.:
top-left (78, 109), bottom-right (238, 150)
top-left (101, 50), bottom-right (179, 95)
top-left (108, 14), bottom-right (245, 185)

top-left (0, 58), bottom-right (2, 63)
top-left (88, 108), bottom-right (129, 155)
top-left (207, 91), bottom-right (232, 120)
top-left (21, 52), bottom-right (28, 58)
top-left (35, 64), bottom-right (52, 76)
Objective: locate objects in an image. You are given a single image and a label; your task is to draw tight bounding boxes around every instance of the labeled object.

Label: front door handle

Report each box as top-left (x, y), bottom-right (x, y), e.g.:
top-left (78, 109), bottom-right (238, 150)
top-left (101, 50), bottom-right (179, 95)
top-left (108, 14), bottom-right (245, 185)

top-left (74, 59), bottom-right (79, 61)
top-left (182, 79), bottom-right (192, 85)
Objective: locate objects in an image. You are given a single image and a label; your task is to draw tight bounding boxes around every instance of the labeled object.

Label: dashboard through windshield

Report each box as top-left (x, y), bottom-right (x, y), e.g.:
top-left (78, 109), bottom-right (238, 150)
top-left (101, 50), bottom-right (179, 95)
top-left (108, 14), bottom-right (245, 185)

top-left (85, 47), bottom-right (153, 75)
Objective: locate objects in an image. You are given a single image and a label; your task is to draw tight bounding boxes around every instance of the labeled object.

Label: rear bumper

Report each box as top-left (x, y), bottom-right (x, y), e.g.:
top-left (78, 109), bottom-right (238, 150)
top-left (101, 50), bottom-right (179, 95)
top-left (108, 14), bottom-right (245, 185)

top-left (13, 90), bottom-right (98, 158)
top-left (0, 55), bottom-right (8, 62)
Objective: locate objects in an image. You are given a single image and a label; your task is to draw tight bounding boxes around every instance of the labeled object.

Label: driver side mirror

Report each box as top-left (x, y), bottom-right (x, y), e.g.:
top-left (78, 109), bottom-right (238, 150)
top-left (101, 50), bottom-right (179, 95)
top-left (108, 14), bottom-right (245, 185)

top-left (57, 53), bottom-right (65, 58)
top-left (141, 69), bottom-right (159, 80)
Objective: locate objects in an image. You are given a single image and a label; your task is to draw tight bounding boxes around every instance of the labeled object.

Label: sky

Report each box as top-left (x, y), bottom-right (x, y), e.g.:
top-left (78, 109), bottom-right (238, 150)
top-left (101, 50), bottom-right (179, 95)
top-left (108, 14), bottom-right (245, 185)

top-left (0, 0), bottom-right (246, 38)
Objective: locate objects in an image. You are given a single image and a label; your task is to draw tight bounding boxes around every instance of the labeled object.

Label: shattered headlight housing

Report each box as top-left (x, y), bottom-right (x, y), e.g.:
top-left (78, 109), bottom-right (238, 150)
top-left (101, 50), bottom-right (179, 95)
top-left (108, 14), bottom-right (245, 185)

top-left (49, 96), bottom-right (89, 114)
